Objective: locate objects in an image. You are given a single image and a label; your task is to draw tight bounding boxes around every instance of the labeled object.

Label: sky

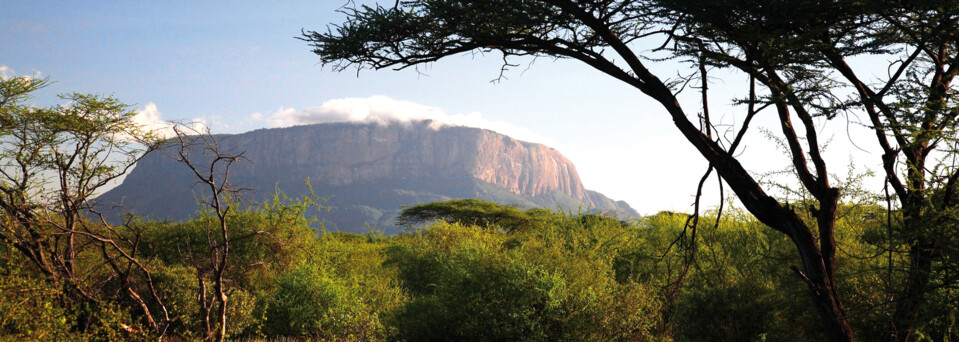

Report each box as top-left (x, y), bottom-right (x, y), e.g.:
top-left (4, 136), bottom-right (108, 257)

top-left (1, 1), bottom-right (887, 215)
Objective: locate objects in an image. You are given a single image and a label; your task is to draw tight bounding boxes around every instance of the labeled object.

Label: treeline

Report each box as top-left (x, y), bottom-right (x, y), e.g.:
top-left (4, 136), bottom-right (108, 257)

top-left (1, 196), bottom-right (950, 341)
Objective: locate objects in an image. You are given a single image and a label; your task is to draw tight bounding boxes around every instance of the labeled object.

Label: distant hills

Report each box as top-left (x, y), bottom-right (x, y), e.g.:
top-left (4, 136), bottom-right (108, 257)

top-left (95, 121), bottom-right (638, 234)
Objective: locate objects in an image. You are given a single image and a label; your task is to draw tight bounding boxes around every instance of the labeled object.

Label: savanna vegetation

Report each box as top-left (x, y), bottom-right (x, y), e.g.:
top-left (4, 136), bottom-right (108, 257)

top-left (0, 73), bottom-right (950, 340)
top-left (5, 0), bottom-right (959, 340)
top-left (2, 158), bottom-right (944, 341)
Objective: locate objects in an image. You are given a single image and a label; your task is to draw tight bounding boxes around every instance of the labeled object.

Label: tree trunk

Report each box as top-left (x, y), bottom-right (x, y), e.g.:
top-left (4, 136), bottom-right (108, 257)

top-left (645, 82), bottom-right (858, 342)
top-left (197, 273), bottom-right (212, 338)
top-left (773, 209), bottom-right (855, 342)
top-left (892, 239), bottom-right (933, 341)
top-left (891, 199), bottom-right (933, 341)
top-left (214, 276), bottom-right (227, 342)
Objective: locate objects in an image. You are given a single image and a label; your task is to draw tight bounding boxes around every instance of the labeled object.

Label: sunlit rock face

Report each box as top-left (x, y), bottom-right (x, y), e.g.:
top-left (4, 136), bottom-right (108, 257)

top-left (96, 121), bottom-right (637, 234)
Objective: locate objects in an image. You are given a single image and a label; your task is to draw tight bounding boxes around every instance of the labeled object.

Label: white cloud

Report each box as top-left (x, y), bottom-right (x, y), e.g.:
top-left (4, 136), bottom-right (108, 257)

top-left (0, 65), bottom-right (12, 80)
top-left (132, 103), bottom-right (166, 131)
top-left (0, 65), bottom-right (43, 81)
top-left (132, 102), bottom-right (207, 139)
top-left (250, 96), bottom-right (556, 146)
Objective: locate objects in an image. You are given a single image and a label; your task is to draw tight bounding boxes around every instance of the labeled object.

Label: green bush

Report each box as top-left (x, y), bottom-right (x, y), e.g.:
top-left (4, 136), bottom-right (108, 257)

top-left (0, 266), bottom-right (75, 341)
top-left (262, 265), bottom-right (367, 339)
top-left (0, 252), bottom-right (133, 341)
top-left (387, 221), bottom-right (663, 341)
top-left (388, 224), bottom-right (570, 341)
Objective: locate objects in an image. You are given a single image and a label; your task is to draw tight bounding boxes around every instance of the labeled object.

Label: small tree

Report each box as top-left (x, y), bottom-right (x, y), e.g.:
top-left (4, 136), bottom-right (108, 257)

top-left (169, 123), bottom-right (248, 342)
top-left (395, 199), bottom-right (537, 232)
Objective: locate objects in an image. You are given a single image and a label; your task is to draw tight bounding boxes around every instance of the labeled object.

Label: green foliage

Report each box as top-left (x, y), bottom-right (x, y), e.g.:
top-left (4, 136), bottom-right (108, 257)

top-left (0, 74), bottom-right (166, 338)
top-left (0, 252), bottom-right (74, 340)
top-left (262, 265), bottom-right (365, 338)
top-left (388, 215), bottom-right (662, 341)
top-left (258, 230), bottom-right (404, 340)
top-left (147, 261), bottom-right (203, 339)
top-left (0, 75), bottom-right (158, 210)
top-left (130, 189), bottom-right (408, 340)
top-left (671, 211), bottom-right (823, 341)
top-left (395, 199), bottom-right (541, 232)
top-left (0, 245), bottom-right (137, 341)
top-left (305, 1), bottom-right (561, 71)
top-left (5, 190), bottom-right (938, 341)
top-left (388, 223), bottom-right (570, 341)
top-left (673, 281), bottom-right (775, 341)
top-left (133, 190), bottom-right (326, 338)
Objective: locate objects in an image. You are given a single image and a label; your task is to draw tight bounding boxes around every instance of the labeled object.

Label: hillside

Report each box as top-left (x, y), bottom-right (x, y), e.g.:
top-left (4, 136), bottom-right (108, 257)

top-left (95, 121), bottom-right (638, 233)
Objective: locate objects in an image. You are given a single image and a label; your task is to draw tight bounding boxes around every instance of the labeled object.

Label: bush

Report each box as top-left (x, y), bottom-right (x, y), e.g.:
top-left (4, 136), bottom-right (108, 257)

top-left (387, 221), bottom-right (663, 341)
top-left (262, 265), bottom-right (368, 339)
top-left (0, 266), bottom-right (75, 340)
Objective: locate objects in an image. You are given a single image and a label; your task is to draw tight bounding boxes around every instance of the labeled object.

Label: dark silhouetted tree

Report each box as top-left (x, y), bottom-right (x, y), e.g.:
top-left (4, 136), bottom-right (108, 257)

top-left (304, 2), bottom-right (959, 341)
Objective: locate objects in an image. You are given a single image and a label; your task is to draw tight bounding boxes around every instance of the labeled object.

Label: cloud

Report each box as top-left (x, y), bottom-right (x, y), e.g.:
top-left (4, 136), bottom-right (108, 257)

top-left (0, 65), bottom-right (12, 80)
top-left (0, 65), bottom-right (43, 81)
top-left (132, 103), bottom-right (167, 131)
top-left (250, 96), bottom-right (556, 145)
top-left (253, 96), bottom-right (449, 128)
top-left (132, 102), bottom-right (207, 139)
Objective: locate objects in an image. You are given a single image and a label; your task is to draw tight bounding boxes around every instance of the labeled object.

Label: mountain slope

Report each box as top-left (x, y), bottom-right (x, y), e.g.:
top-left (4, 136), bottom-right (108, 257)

top-left (96, 121), bottom-right (638, 233)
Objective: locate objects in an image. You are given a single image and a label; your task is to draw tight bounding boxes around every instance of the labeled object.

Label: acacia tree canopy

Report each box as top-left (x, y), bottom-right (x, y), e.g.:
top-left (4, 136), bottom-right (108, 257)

top-left (396, 199), bottom-right (536, 232)
top-left (306, 1), bottom-right (959, 341)
top-left (0, 75), bottom-right (168, 333)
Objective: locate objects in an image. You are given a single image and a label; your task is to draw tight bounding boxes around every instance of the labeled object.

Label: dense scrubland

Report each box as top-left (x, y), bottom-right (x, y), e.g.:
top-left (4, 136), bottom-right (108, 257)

top-left (2, 74), bottom-right (959, 341)
top-left (0, 194), bottom-right (948, 341)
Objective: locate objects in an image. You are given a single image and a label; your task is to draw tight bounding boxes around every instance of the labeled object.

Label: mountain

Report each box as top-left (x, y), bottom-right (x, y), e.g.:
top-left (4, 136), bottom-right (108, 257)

top-left (95, 121), bottom-right (638, 234)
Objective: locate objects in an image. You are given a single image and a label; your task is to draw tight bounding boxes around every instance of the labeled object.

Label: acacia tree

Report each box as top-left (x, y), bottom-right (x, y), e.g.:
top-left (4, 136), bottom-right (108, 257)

top-left (395, 199), bottom-right (538, 232)
top-left (661, 2), bottom-right (959, 339)
top-left (0, 75), bottom-right (169, 334)
top-left (304, 1), bottom-right (959, 341)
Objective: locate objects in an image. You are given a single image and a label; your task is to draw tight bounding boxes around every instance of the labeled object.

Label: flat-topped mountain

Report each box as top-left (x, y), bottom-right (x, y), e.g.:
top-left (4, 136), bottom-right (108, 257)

top-left (96, 121), bottom-right (638, 233)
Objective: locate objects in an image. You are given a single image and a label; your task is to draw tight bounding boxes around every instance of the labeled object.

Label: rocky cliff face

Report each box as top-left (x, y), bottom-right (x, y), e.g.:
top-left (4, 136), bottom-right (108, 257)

top-left (470, 131), bottom-right (587, 200)
top-left (228, 121), bottom-right (589, 200)
top-left (96, 121), bottom-right (637, 233)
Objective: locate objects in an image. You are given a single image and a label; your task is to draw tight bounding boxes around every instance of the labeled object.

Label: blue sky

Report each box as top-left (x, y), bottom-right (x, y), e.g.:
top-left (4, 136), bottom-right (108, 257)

top-left (2, 1), bottom-right (884, 214)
